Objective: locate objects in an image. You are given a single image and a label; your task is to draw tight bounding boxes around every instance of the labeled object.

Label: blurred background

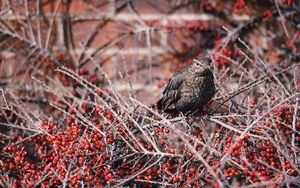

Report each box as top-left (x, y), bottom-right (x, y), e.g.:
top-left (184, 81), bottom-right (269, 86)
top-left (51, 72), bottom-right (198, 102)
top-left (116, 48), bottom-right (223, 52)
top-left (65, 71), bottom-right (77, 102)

top-left (0, 0), bottom-right (300, 108)
top-left (2, 0), bottom-right (299, 105)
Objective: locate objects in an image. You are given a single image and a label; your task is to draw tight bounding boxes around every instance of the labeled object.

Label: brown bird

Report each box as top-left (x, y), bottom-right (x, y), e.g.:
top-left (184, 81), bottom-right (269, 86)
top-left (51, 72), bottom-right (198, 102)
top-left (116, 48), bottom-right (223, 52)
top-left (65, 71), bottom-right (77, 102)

top-left (157, 56), bottom-right (215, 113)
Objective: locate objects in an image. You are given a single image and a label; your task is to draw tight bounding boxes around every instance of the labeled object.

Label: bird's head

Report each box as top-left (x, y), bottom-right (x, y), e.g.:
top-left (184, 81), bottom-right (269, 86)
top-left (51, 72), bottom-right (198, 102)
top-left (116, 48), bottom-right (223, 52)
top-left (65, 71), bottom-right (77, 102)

top-left (191, 56), bottom-right (212, 75)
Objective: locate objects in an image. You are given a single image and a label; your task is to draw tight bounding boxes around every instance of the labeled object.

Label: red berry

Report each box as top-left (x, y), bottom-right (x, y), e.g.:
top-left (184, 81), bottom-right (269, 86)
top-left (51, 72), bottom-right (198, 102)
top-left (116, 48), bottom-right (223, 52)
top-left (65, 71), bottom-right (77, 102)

top-left (189, 167), bottom-right (196, 174)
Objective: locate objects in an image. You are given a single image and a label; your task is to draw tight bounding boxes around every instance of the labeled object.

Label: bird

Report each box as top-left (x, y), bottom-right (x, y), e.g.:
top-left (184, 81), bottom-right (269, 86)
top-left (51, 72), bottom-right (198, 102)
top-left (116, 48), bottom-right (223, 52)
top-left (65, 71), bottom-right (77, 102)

top-left (156, 56), bottom-right (215, 114)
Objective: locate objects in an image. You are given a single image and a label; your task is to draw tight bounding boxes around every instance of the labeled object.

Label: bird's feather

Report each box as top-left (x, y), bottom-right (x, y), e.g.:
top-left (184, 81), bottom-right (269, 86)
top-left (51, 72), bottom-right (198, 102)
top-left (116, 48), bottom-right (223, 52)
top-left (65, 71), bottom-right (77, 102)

top-left (157, 73), bottom-right (184, 110)
top-left (155, 58), bottom-right (215, 113)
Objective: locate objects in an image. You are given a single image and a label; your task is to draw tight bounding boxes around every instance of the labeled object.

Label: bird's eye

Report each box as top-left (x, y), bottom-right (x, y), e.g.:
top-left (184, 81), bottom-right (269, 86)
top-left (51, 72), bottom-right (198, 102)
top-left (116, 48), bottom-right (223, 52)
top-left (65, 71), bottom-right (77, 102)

top-left (195, 62), bottom-right (201, 67)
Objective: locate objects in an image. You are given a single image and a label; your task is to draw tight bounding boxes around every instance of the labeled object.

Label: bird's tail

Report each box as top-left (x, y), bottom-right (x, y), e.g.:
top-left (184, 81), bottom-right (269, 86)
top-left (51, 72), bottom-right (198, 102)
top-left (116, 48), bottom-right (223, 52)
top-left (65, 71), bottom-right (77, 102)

top-left (153, 99), bottom-right (179, 114)
top-left (155, 98), bottom-right (163, 110)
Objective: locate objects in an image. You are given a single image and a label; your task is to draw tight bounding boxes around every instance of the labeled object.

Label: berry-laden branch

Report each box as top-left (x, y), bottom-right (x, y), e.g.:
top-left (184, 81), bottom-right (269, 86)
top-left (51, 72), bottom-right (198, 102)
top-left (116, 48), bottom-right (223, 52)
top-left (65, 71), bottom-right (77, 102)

top-left (1, 0), bottom-right (300, 187)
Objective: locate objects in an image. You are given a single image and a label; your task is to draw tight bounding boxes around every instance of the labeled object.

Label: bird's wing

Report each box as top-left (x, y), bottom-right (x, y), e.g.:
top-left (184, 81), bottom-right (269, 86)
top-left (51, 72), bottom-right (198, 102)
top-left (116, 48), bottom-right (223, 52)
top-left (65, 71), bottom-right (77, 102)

top-left (158, 73), bottom-right (184, 110)
top-left (163, 73), bottom-right (183, 94)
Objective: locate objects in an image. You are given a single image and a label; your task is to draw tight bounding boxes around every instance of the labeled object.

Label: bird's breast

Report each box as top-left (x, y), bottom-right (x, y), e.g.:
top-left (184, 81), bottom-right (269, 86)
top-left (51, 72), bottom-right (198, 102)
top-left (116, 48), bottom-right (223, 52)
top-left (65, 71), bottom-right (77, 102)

top-left (181, 76), bottom-right (213, 100)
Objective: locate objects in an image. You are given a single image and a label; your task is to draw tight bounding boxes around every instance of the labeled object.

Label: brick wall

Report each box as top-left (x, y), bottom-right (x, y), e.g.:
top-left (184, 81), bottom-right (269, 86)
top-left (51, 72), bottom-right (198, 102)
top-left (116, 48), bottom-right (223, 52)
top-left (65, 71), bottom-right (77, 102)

top-left (0, 0), bottom-right (248, 103)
